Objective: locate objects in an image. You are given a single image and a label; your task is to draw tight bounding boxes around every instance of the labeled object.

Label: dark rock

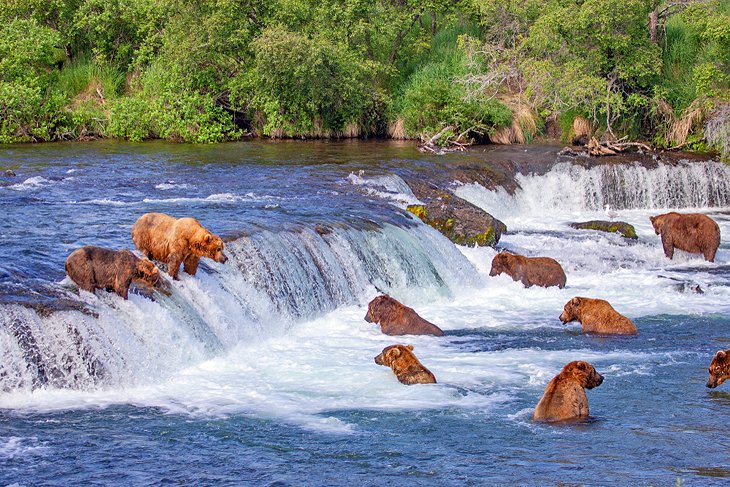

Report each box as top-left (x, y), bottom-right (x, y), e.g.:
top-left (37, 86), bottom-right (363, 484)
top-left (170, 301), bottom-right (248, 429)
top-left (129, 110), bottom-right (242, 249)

top-left (405, 179), bottom-right (506, 247)
top-left (570, 220), bottom-right (638, 239)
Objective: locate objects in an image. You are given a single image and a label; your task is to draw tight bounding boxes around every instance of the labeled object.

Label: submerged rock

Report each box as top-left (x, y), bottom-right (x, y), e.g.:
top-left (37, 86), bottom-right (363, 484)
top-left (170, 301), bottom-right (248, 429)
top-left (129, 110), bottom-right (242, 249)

top-left (405, 180), bottom-right (506, 247)
top-left (570, 220), bottom-right (638, 239)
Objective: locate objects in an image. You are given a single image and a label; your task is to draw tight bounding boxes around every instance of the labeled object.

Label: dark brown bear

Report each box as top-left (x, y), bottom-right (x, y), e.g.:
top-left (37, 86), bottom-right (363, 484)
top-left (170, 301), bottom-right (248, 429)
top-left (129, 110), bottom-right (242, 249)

top-left (65, 246), bottom-right (160, 300)
top-left (706, 350), bottom-right (730, 388)
top-left (533, 361), bottom-right (604, 422)
top-left (374, 344), bottom-right (437, 385)
top-left (650, 212), bottom-right (721, 262)
top-left (559, 296), bottom-right (637, 335)
top-left (132, 212), bottom-right (227, 279)
top-left (489, 252), bottom-right (567, 288)
top-left (365, 295), bottom-right (444, 336)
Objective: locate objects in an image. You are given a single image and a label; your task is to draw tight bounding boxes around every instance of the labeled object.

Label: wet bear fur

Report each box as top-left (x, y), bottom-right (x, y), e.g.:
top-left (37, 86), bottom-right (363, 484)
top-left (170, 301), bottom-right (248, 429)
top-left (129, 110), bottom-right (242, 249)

top-left (650, 212), bottom-right (720, 262)
top-left (489, 252), bottom-right (567, 288)
top-left (65, 246), bottom-right (159, 300)
top-left (559, 296), bottom-right (637, 335)
top-left (533, 361), bottom-right (604, 422)
top-left (374, 344), bottom-right (437, 385)
top-left (364, 295), bottom-right (444, 336)
top-left (706, 350), bottom-right (730, 388)
top-left (132, 212), bottom-right (228, 279)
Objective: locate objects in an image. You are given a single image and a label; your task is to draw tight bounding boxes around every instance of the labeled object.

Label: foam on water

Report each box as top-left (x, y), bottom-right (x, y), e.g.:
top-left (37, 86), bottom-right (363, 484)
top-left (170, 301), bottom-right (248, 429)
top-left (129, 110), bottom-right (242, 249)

top-left (0, 436), bottom-right (50, 460)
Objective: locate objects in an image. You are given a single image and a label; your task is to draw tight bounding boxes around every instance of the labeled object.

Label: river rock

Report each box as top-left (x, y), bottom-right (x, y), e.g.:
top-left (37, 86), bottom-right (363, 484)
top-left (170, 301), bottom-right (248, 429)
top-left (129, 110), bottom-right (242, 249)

top-left (405, 180), bottom-right (506, 247)
top-left (570, 220), bottom-right (638, 239)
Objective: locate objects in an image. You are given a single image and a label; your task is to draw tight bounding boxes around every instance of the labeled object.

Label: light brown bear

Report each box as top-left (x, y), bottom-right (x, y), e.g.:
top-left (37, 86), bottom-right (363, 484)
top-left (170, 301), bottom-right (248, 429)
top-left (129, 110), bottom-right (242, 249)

top-left (559, 297), bottom-right (637, 335)
top-left (132, 212), bottom-right (228, 279)
top-left (65, 246), bottom-right (160, 300)
top-left (706, 349), bottom-right (730, 388)
top-left (374, 344), bottom-right (437, 385)
top-left (650, 212), bottom-right (720, 262)
top-left (365, 295), bottom-right (444, 336)
top-left (489, 252), bottom-right (567, 288)
top-left (533, 361), bottom-right (604, 422)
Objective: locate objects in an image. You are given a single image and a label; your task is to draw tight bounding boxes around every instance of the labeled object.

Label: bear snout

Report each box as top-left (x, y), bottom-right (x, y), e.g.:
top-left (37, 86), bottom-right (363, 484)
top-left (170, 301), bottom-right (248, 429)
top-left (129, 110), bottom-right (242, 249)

top-left (374, 354), bottom-right (384, 365)
top-left (559, 311), bottom-right (569, 323)
top-left (217, 253), bottom-right (228, 264)
top-left (706, 377), bottom-right (718, 388)
top-left (590, 372), bottom-right (604, 388)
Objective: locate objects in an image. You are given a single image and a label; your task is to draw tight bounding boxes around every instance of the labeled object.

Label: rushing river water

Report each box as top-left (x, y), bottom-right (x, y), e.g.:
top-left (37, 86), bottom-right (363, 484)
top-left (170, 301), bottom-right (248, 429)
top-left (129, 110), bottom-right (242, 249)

top-left (1, 140), bottom-right (729, 485)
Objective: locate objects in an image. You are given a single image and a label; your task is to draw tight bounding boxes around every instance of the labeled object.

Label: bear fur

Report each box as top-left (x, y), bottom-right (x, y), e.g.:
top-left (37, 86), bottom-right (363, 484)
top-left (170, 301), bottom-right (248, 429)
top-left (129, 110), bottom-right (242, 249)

top-left (374, 344), bottom-right (437, 385)
top-left (489, 252), bottom-right (567, 288)
top-left (364, 295), bottom-right (444, 336)
top-left (650, 212), bottom-right (721, 262)
top-left (131, 212), bottom-right (228, 279)
top-left (706, 350), bottom-right (730, 388)
top-left (559, 296), bottom-right (637, 335)
top-left (533, 360), bottom-right (604, 422)
top-left (65, 246), bottom-right (160, 300)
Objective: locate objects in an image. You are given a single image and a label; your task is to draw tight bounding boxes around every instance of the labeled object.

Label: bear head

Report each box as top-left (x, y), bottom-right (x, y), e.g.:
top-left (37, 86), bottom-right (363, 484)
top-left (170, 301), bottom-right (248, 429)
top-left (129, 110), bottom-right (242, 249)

top-left (194, 230), bottom-right (228, 263)
top-left (559, 297), bottom-right (584, 324)
top-left (565, 360), bottom-right (604, 389)
top-left (489, 252), bottom-right (513, 276)
top-left (649, 214), bottom-right (668, 235)
top-left (707, 350), bottom-right (730, 388)
top-left (364, 295), bottom-right (397, 323)
top-left (374, 344), bottom-right (413, 367)
top-left (135, 259), bottom-right (160, 286)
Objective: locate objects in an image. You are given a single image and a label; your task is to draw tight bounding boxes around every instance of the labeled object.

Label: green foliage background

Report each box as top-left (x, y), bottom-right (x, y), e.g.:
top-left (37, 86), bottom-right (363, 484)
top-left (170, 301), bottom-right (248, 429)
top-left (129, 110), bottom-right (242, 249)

top-left (0, 0), bottom-right (728, 155)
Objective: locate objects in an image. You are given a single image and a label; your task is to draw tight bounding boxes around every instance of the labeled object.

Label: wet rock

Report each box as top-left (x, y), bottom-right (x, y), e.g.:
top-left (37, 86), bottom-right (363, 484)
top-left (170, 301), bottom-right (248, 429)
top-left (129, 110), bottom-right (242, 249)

top-left (570, 220), bottom-right (638, 239)
top-left (405, 179), bottom-right (506, 247)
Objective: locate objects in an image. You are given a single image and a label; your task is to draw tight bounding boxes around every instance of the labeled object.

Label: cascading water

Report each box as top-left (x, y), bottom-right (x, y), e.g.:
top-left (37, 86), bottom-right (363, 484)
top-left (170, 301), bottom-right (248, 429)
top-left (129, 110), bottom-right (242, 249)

top-left (455, 160), bottom-right (730, 222)
top-left (0, 221), bottom-right (480, 393)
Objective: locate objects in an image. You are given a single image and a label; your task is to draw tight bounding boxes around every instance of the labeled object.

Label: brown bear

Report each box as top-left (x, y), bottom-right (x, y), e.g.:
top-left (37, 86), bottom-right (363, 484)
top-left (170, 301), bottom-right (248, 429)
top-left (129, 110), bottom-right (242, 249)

top-left (706, 350), bottom-right (730, 388)
top-left (489, 252), bottom-right (567, 288)
top-left (65, 246), bottom-right (160, 300)
top-left (559, 297), bottom-right (637, 335)
top-left (131, 212), bottom-right (228, 279)
top-left (374, 344), bottom-right (437, 385)
top-left (364, 295), bottom-right (444, 336)
top-left (533, 360), bottom-right (604, 422)
top-left (650, 212), bottom-right (721, 262)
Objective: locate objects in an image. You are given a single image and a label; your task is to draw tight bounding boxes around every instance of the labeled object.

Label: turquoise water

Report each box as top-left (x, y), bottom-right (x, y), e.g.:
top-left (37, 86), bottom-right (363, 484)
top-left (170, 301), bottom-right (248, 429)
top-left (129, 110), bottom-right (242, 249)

top-left (1, 141), bottom-right (729, 485)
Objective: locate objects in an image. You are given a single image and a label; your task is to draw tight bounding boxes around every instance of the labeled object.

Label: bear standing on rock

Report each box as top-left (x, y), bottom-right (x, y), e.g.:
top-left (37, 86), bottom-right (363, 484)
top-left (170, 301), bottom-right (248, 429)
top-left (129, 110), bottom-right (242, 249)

top-left (489, 252), bottom-right (567, 288)
top-left (374, 344), bottom-right (437, 385)
top-left (559, 296), bottom-right (637, 335)
top-left (533, 361), bottom-right (604, 422)
top-left (132, 212), bottom-right (228, 279)
top-left (65, 246), bottom-right (160, 300)
top-left (650, 212), bottom-right (720, 262)
top-left (706, 350), bottom-right (730, 388)
top-left (365, 295), bottom-right (444, 336)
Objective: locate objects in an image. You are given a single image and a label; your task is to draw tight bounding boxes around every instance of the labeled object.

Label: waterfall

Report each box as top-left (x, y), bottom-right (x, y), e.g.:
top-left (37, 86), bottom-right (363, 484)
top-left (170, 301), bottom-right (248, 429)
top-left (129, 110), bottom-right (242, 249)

top-left (455, 160), bottom-right (730, 220)
top-left (0, 222), bottom-right (480, 393)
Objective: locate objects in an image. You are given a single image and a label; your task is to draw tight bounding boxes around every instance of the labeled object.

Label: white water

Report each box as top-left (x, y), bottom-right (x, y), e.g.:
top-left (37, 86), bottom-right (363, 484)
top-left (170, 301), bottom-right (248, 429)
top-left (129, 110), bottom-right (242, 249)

top-left (2, 161), bottom-right (729, 433)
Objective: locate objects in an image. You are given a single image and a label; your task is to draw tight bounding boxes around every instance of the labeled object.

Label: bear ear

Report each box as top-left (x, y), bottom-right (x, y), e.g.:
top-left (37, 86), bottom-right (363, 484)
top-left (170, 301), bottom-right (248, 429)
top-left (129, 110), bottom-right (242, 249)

top-left (388, 347), bottom-right (401, 358)
top-left (718, 351), bottom-right (727, 359)
top-left (204, 234), bottom-right (212, 243)
top-left (406, 344), bottom-right (414, 351)
top-left (650, 216), bottom-right (656, 223)
top-left (571, 297), bottom-right (581, 306)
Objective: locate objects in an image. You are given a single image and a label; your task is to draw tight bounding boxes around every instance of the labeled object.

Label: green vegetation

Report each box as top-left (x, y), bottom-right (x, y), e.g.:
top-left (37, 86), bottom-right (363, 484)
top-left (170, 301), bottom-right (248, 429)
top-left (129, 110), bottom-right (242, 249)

top-left (0, 0), bottom-right (728, 156)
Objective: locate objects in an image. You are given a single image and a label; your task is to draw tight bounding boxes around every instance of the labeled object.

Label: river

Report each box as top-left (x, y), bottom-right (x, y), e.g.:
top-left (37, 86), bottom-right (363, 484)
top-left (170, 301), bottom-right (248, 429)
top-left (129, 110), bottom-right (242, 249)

top-left (1, 140), bottom-right (729, 485)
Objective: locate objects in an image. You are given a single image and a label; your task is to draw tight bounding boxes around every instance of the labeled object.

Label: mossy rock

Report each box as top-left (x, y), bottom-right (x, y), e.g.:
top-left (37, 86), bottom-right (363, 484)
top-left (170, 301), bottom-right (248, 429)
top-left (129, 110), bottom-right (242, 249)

top-left (570, 220), bottom-right (638, 239)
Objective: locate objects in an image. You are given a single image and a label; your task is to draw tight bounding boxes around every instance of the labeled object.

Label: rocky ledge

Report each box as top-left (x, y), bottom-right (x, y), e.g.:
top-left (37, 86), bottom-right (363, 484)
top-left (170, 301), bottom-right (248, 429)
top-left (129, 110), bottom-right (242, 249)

top-left (570, 220), bottom-right (638, 239)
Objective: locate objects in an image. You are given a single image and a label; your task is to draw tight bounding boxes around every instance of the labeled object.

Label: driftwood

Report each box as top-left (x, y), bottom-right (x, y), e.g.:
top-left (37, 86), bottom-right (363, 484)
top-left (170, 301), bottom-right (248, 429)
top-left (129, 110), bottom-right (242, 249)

top-left (584, 137), bottom-right (653, 157)
top-left (419, 125), bottom-right (476, 154)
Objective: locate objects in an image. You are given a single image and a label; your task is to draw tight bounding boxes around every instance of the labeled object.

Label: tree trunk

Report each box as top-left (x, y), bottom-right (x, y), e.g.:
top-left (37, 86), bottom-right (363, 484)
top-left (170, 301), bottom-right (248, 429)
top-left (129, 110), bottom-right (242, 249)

top-left (649, 7), bottom-right (659, 44)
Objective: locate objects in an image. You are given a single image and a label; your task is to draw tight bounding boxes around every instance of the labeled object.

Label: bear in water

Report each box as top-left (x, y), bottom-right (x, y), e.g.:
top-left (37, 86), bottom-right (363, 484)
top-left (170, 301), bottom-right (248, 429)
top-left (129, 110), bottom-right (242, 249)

top-left (489, 252), bottom-right (566, 288)
top-left (559, 297), bottom-right (638, 335)
top-left (706, 350), bottom-right (730, 389)
top-left (132, 212), bottom-right (227, 279)
top-left (650, 212), bottom-right (720, 262)
top-left (374, 344), bottom-right (436, 385)
top-left (533, 361), bottom-right (604, 422)
top-left (65, 246), bottom-right (159, 300)
top-left (365, 295), bottom-right (444, 336)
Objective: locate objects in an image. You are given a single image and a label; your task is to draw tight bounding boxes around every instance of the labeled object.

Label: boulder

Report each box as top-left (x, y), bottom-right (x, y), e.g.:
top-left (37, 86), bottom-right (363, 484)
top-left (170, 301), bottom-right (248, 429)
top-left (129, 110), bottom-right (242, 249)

top-left (570, 220), bottom-right (637, 239)
top-left (405, 180), bottom-right (506, 247)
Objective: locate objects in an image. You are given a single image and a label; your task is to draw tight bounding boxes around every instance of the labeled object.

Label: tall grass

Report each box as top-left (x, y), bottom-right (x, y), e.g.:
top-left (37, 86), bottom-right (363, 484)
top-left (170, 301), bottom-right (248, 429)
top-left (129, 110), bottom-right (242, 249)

top-left (55, 56), bottom-right (125, 103)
